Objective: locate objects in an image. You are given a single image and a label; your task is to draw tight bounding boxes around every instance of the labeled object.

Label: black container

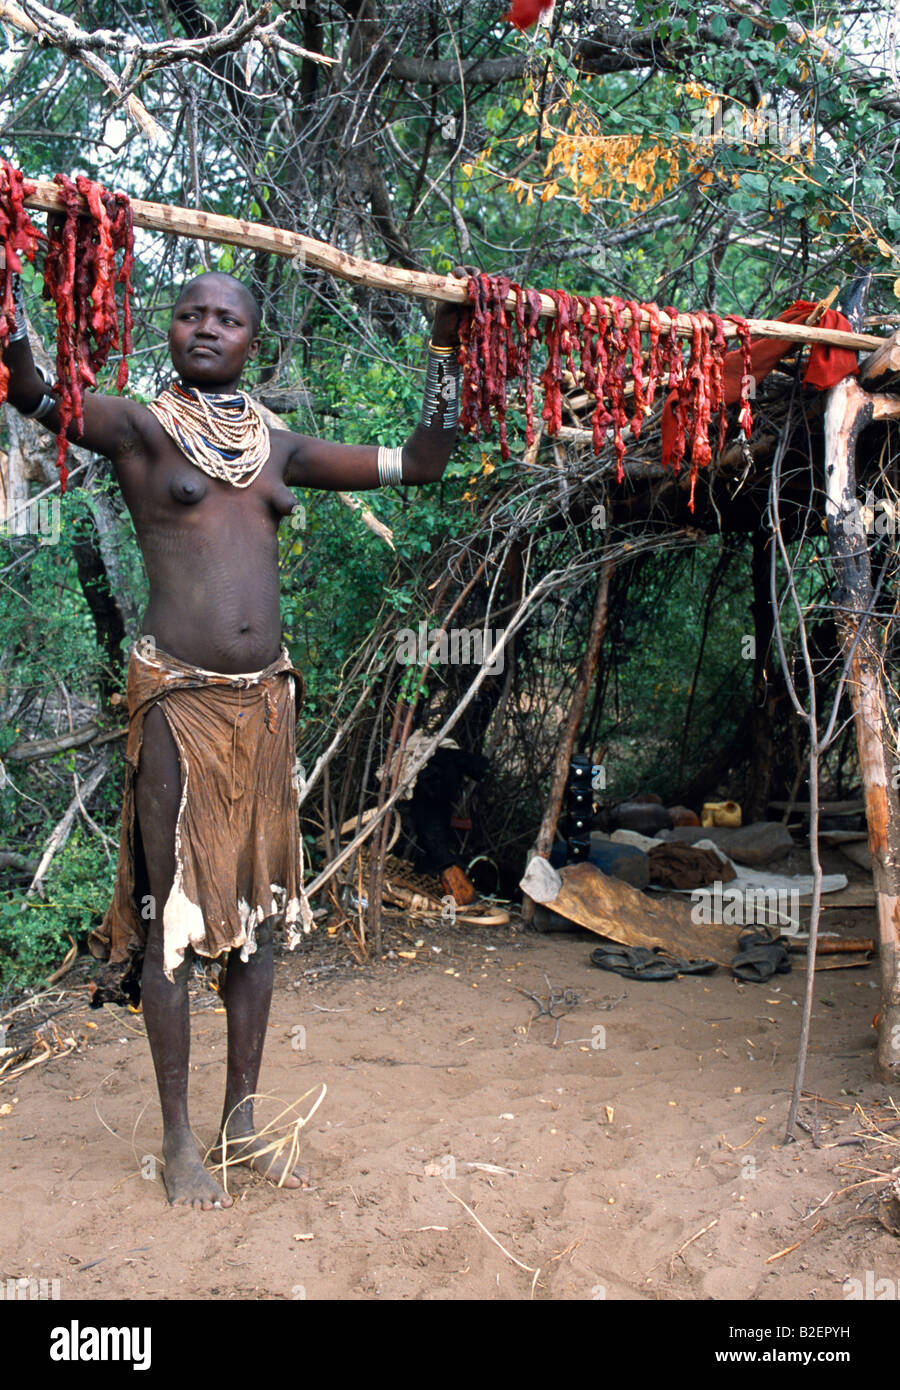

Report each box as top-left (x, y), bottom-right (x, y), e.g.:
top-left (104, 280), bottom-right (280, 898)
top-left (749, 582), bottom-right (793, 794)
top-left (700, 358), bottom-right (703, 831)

top-left (567, 834), bottom-right (590, 862)
top-left (568, 754), bottom-right (591, 786)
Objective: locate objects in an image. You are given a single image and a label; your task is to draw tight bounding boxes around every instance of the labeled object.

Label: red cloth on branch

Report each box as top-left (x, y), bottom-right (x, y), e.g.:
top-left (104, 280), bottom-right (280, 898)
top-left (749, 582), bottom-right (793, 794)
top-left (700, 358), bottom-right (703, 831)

top-left (660, 299), bottom-right (858, 472)
top-left (503, 0), bottom-right (553, 29)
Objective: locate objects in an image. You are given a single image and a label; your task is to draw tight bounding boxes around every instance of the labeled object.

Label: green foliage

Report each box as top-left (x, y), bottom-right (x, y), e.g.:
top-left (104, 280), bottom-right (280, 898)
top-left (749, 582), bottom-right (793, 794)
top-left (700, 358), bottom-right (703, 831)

top-left (598, 541), bottom-right (755, 800)
top-left (276, 330), bottom-right (487, 710)
top-left (0, 831), bottom-right (118, 990)
top-left (1, 0), bottom-right (897, 950)
top-left (0, 501), bottom-right (105, 693)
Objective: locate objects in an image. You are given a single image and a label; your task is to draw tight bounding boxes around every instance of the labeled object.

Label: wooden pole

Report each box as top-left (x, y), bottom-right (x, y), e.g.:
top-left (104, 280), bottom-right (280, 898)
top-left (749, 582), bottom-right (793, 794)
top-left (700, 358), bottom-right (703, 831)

top-left (522, 555), bottom-right (614, 923)
top-left (20, 178), bottom-right (885, 350)
top-left (824, 375), bottom-right (900, 1082)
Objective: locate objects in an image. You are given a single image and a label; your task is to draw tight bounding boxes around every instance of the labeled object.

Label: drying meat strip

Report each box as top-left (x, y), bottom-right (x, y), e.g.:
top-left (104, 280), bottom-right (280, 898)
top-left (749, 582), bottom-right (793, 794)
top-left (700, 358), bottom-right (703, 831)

top-left (606, 296), bottom-right (629, 480)
top-left (455, 274), bottom-right (753, 490)
top-left (662, 306), bottom-right (687, 475)
top-left (38, 172), bottom-right (135, 491)
top-left (42, 176), bottom-right (81, 490)
top-left (589, 296), bottom-right (612, 456)
top-left (644, 301), bottom-right (662, 411)
top-left (108, 193), bottom-right (135, 391)
top-left (540, 289), bottom-right (565, 437)
top-left (477, 273), bottom-right (494, 437)
top-left (624, 300), bottom-right (645, 437)
top-left (459, 272), bottom-right (493, 440)
top-left (687, 313), bottom-right (713, 509)
top-left (728, 315), bottom-right (754, 439)
top-left (0, 159), bottom-right (42, 401)
top-left (709, 313), bottom-right (728, 453)
top-left (558, 291), bottom-right (580, 388)
top-left (516, 285), bottom-right (543, 444)
top-left (490, 274), bottom-right (514, 458)
top-left (576, 296), bottom-right (597, 398)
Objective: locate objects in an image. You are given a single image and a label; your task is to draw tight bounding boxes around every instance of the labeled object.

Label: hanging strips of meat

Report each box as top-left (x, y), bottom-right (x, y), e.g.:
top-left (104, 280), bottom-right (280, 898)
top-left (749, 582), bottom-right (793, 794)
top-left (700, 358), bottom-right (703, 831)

top-left (42, 173), bottom-right (135, 491)
top-left (455, 275), bottom-right (754, 495)
top-left (0, 164), bottom-right (135, 493)
top-left (0, 159), bottom-right (42, 401)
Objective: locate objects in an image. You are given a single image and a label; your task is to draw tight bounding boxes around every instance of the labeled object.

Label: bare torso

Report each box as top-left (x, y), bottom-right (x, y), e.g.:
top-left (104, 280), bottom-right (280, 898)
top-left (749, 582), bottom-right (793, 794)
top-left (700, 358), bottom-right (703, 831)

top-left (115, 405), bottom-right (300, 673)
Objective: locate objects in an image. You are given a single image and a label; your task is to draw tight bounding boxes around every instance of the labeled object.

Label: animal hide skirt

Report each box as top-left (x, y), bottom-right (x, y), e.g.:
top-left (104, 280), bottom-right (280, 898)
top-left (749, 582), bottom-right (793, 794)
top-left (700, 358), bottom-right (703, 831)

top-left (89, 636), bottom-right (314, 985)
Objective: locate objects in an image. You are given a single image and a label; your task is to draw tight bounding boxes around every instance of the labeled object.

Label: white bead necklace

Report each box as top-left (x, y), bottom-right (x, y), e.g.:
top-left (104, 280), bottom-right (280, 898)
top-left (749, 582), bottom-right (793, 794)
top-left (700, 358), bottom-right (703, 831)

top-left (147, 380), bottom-right (270, 487)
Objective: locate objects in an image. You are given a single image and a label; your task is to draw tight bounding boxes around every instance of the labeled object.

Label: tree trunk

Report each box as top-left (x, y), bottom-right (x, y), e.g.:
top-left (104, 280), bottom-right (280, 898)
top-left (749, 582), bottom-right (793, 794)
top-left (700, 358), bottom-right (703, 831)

top-left (744, 530), bottom-right (777, 821)
top-left (824, 376), bottom-right (900, 1081)
top-left (526, 556), bottom-right (614, 900)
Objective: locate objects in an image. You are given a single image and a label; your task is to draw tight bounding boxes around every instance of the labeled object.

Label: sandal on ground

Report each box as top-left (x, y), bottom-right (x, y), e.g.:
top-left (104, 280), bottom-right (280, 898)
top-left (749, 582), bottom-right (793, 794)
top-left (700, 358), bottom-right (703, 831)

top-left (589, 944), bottom-right (717, 980)
top-left (590, 945), bottom-right (675, 979)
top-left (731, 928), bottom-right (792, 983)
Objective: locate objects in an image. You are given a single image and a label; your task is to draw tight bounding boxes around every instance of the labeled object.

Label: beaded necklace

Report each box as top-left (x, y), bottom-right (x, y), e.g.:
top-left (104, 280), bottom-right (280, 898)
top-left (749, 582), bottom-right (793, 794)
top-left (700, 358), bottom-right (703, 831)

top-left (147, 380), bottom-right (270, 487)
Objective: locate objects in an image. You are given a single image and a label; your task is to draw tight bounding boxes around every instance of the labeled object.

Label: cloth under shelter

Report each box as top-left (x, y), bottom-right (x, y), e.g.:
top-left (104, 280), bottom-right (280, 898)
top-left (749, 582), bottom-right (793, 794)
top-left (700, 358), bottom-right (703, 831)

top-left (89, 636), bottom-right (314, 986)
top-left (646, 840), bottom-right (737, 889)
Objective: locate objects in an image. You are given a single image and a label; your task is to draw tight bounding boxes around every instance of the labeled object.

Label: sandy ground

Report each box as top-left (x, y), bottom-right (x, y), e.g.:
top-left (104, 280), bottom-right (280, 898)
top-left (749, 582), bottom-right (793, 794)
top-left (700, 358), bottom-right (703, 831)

top-left (1, 893), bottom-right (898, 1304)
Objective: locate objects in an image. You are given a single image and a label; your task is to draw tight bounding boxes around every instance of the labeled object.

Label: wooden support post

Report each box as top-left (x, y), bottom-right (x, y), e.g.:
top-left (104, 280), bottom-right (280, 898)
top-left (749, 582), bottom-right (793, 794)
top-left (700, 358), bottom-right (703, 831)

top-left (523, 556), bottom-right (614, 921)
top-left (859, 327), bottom-right (900, 392)
top-left (824, 376), bottom-right (900, 1081)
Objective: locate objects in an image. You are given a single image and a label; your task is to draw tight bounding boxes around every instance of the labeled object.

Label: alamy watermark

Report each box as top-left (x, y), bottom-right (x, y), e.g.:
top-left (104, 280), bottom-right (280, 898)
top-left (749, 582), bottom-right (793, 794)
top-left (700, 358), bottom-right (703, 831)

top-left (690, 98), bottom-right (813, 153)
top-left (691, 882), bottom-right (801, 933)
top-left (836, 491), bottom-right (900, 541)
top-left (843, 1271), bottom-right (900, 1300)
top-left (0, 496), bottom-right (60, 545)
top-left (395, 620), bottom-right (507, 675)
top-left (1, 1276), bottom-right (61, 1300)
top-left (49, 1322), bottom-right (151, 1369)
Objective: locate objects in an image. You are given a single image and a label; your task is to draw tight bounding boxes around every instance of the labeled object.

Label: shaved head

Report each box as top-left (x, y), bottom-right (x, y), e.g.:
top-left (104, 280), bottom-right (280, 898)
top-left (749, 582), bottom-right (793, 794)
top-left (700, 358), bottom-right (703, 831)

top-left (174, 272), bottom-right (262, 336)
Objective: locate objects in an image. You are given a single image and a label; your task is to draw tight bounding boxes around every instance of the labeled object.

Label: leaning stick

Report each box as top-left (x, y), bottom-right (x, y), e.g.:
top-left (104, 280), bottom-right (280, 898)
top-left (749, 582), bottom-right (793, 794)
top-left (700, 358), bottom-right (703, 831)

top-left (21, 179), bottom-right (886, 351)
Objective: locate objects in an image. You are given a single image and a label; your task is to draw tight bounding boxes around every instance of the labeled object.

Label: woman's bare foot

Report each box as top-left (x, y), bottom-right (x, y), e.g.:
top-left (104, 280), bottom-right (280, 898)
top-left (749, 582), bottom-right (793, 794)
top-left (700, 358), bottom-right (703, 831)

top-left (213, 1132), bottom-right (310, 1188)
top-left (162, 1139), bottom-right (234, 1210)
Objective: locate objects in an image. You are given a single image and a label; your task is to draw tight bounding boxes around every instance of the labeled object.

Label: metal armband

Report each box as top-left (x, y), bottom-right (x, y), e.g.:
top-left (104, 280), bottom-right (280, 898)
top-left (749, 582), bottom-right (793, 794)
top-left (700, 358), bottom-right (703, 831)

top-left (8, 273), bottom-right (28, 342)
top-left (377, 445), bottom-right (404, 486)
top-left (420, 342), bottom-right (460, 432)
top-left (17, 363), bottom-right (57, 421)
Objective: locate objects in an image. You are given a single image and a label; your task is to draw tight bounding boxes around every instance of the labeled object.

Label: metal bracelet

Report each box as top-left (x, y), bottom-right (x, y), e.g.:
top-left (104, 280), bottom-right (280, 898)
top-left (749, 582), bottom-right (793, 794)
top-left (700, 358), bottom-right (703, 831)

top-left (8, 273), bottom-right (28, 342)
top-left (377, 444), bottom-right (404, 486)
top-left (420, 345), bottom-right (460, 431)
top-left (17, 363), bottom-right (56, 421)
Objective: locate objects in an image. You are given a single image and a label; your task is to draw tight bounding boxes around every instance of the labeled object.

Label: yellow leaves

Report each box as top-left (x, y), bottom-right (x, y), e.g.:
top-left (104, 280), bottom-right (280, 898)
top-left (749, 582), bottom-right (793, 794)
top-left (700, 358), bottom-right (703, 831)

top-left (876, 237), bottom-right (895, 259)
top-left (536, 128), bottom-right (682, 213)
top-left (461, 162), bottom-right (473, 178)
top-left (481, 453), bottom-right (495, 476)
top-left (893, 277), bottom-right (900, 301)
top-left (508, 176), bottom-right (535, 205)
